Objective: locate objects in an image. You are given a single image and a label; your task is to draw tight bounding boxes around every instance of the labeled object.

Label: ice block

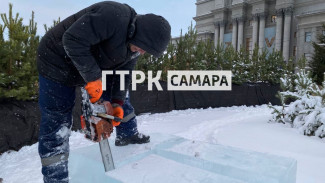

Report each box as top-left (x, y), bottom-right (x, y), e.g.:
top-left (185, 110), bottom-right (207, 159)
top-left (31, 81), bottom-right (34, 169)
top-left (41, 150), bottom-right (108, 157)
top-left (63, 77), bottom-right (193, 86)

top-left (69, 133), bottom-right (296, 183)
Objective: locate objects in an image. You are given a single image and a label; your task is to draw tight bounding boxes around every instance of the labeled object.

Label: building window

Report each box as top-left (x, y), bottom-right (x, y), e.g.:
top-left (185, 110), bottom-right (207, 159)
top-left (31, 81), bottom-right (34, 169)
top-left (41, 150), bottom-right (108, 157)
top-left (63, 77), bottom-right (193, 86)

top-left (249, 20), bottom-right (253, 26)
top-left (305, 32), bottom-right (312, 42)
top-left (294, 32), bottom-right (297, 38)
top-left (271, 15), bottom-right (276, 23)
top-left (293, 46), bottom-right (297, 57)
top-left (246, 38), bottom-right (252, 54)
top-left (323, 30), bottom-right (325, 36)
top-left (229, 24), bottom-right (233, 31)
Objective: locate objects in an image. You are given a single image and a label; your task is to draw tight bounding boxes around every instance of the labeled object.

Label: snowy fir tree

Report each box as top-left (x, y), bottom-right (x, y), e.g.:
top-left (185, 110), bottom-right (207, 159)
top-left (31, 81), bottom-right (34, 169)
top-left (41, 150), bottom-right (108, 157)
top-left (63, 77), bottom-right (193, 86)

top-left (270, 69), bottom-right (325, 138)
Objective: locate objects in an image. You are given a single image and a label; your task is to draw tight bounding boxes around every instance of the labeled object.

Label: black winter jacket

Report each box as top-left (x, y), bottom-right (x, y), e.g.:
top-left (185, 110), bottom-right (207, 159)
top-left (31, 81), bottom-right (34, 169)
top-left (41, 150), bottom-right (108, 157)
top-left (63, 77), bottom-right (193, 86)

top-left (37, 1), bottom-right (138, 101)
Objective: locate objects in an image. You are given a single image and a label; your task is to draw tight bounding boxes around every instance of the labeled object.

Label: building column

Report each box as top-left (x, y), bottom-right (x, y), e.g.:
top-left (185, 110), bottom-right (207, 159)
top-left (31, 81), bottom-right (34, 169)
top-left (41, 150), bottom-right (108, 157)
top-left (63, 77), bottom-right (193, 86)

top-left (275, 9), bottom-right (283, 52)
top-left (258, 13), bottom-right (266, 53)
top-left (219, 21), bottom-right (225, 46)
top-left (214, 22), bottom-right (220, 48)
top-left (283, 7), bottom-right (293, 61)
top-left (296, 29), bottom-right (303, 60)
top-left (237, 18), bottom-right (244, 50)
top-left (252, 14), bottom-right (259, 52)
top-left (232, 19), bottom-right (238, 50)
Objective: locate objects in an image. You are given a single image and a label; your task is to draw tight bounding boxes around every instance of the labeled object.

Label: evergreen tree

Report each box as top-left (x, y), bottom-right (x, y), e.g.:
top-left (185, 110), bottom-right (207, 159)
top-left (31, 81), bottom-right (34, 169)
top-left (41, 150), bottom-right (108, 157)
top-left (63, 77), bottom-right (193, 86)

top-left (232, 47), bottom-right (250, 84)
top-left (310, 24), bottom-right (325, 85)
top-left (0, 4), bottom-right (39, 100)
top-left (270, 69), bottom-right (325, 138)
top-left (160, 42), bottom-right (176, 80)
top-left (263, 49), bottom-right (286, 84)
top-left (249, 44), bottom-right (260, 82)
top-left (174, 23), bottom-right (197, 70)
top-left (193, 40), bottom-right (205, 69)
top-left (222, 45), bottom-right (236, 71)
top-left (214, 43), bottom-right (224, 70)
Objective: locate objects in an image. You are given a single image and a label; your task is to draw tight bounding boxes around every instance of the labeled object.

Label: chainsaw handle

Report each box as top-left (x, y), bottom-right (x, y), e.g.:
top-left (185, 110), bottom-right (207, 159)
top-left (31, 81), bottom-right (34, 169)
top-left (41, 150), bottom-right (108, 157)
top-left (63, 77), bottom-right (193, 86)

top-left (113, 117), bottom-right (122, 122)
top-left (97, 113), bottom-right (122, 122)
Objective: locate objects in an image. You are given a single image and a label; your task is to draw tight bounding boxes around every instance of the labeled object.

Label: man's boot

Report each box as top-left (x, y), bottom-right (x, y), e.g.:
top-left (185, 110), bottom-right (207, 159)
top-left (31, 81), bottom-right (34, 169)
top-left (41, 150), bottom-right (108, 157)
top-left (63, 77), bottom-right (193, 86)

top-left (115, 132), bottom-right (150, 146)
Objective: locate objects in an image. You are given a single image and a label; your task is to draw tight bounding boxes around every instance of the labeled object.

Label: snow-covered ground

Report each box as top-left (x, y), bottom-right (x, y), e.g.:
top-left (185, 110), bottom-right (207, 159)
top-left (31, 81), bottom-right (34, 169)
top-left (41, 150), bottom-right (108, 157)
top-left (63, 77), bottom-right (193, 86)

top-left (1, 105), bottom-right (325, 183)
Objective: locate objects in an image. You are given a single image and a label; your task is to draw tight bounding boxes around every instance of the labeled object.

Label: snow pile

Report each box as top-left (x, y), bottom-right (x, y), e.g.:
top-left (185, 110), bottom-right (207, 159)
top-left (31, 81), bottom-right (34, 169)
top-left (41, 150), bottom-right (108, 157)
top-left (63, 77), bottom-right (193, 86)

top-left (270, 70), bottom-right (325, 138)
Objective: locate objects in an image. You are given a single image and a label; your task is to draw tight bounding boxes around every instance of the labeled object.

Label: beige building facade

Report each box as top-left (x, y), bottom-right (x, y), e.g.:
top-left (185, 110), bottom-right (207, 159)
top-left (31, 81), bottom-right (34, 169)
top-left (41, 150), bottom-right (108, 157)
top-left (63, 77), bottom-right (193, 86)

top-left (193, 0), bottom-right (325, 61)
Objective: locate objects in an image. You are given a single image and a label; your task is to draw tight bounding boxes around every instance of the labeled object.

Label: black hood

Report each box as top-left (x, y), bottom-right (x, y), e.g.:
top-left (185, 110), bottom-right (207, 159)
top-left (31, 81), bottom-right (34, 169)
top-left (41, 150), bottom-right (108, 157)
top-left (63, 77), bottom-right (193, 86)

top-left (129, 14), bottom-right (171, 58)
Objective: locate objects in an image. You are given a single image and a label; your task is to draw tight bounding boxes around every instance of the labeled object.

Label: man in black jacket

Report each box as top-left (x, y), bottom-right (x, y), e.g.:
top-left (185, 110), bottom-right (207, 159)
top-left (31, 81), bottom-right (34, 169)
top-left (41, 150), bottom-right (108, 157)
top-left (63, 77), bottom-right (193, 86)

top-left (37, 1), bottom-right (171, 182)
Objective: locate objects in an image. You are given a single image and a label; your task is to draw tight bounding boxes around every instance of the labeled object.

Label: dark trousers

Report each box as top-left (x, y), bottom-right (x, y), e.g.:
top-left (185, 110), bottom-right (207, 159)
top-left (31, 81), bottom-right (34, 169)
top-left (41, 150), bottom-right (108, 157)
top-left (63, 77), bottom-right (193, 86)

top-left (38, 75), bottom-right (137, 182)
top-left (101, 76), bottom-right (138, 139)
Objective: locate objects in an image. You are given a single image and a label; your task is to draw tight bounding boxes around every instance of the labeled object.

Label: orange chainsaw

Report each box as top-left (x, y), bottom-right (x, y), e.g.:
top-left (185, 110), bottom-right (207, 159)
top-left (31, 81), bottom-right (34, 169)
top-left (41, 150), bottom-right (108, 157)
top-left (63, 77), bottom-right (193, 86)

top-left (80, 87), bottom-right (121, 171)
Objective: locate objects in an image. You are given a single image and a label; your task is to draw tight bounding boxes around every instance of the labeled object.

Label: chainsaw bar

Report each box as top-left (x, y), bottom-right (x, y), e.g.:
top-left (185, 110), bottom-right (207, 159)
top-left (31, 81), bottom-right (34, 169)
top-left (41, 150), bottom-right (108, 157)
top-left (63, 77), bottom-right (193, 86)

top-left (99, 138), bottom-right (115, 171)
top-left (81, 87), bottom-right (115, 172)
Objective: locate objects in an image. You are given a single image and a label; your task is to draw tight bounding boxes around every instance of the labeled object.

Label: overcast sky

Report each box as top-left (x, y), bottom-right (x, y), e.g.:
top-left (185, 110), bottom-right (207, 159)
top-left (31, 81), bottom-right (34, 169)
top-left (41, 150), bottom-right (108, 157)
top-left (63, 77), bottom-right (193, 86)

top-left (0, 0), bottom-right (196, 38)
